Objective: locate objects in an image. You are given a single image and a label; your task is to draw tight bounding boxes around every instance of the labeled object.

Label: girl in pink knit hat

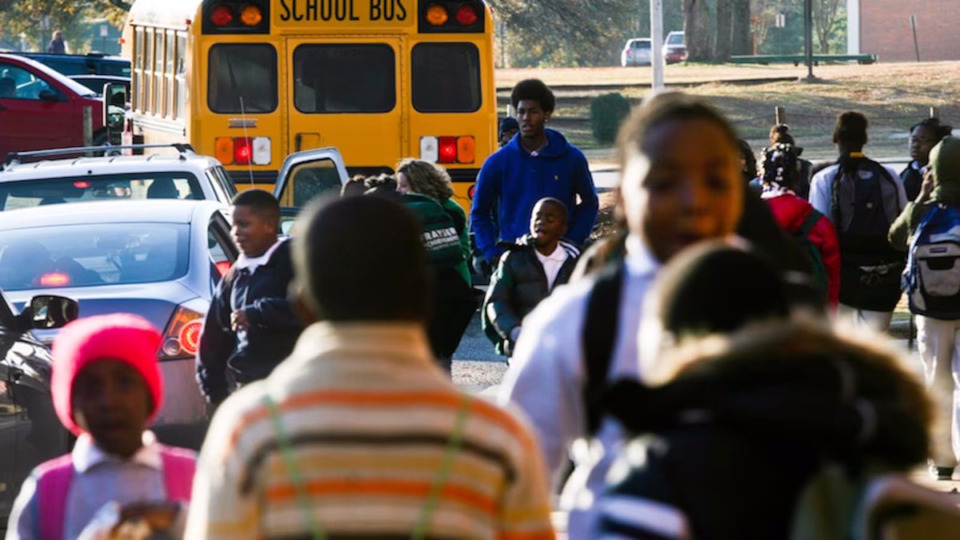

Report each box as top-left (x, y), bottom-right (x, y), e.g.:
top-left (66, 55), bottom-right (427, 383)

top-left (6, 313), bottom-right (196, 540)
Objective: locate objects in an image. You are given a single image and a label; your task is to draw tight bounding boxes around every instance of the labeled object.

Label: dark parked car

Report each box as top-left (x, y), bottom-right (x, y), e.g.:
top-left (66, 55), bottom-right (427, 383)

top-left (9, 52), bottom-right (130, 78)
top-left (663, 31), bottom-right (687, 64)
top-left (0, 293), bottom-right (77, 523)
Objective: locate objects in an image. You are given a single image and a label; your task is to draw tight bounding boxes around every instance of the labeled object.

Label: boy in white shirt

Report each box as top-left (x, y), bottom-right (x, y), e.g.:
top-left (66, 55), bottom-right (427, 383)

top-left (482, 198), bottom-right (580, 356)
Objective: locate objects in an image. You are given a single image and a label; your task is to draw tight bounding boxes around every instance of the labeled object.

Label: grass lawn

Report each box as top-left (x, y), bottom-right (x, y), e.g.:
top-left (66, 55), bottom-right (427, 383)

top-left (496, 61), bottom-right (960, 160)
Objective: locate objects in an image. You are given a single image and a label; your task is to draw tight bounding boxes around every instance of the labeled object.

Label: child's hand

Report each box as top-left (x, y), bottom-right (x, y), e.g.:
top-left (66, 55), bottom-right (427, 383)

top-left (111, 501), bottom-right (180, 535)
top-left (231, 309), bottom-right (249, 331)
top-left (918, 170), bottom-right (936, 203)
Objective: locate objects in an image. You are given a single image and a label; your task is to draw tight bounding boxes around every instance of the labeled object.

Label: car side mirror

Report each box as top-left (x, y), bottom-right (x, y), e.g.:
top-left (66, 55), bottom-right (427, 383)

top-left (16, 295), bottom-right (79, 333)
top-left (103, 83), bottom-right (127, 132)
top-left (38, 89), bottom-right (61, 102)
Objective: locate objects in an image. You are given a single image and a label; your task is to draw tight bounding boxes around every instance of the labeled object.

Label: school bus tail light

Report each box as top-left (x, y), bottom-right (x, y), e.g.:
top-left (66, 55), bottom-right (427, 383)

top-left (209, 5), bottom-right (234, 26)
top-left (421, 137), bottom-right (439, 163)
top-left (457, 136), bottom-right (475, 163)
top-left (468, 185), bottom-right (476, 200)
top-left (215, 137), bottom-right (235, 165)
top-left (240, 5), bottom-right (263, 26)
top-left (251, 137), bottom-right (271, 165)
top-left (438, 137), bottom-right (457, 164)
top-left (234, 137), bottom-right (253, 165)
top-left (421, 136), bottom-right (476, 164)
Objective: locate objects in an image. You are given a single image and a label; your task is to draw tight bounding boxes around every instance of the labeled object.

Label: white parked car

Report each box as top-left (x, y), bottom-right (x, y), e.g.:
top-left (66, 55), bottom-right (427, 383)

top-left (621, 38), bottom-right (653, 67)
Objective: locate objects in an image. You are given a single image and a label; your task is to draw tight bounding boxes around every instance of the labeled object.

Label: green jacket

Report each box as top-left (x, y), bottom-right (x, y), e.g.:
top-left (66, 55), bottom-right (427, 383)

top-left (888, 200), bottom-right (937, 251)
top-left (441, 198), bottom-right (472, 286)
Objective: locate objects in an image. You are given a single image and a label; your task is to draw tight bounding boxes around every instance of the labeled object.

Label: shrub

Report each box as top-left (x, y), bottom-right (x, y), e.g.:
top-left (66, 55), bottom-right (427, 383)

top-left (590, 93), bottom-right (632, 145)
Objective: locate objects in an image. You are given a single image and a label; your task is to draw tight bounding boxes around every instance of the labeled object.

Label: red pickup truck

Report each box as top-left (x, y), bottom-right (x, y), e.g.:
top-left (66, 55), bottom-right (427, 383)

top-left (0, 54), bottom-right (107, 163)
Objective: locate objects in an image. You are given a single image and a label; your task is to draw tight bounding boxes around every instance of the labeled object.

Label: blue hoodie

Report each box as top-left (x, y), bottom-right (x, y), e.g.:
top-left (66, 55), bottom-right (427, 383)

top-left (471, 128), bottom-right (599, 262)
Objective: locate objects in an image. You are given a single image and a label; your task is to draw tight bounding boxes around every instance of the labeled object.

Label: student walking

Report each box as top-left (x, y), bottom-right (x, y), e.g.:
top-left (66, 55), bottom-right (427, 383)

top-left (185, 196), bottom-right (554, 540)
top-left (482, 197), bottom-right (580, 357)
top-left (809, 112), bottom-right (907, 331)
top-left (597, 244), bottom-right (933, 539)
top-left (471, 79), bottom-right (598, 267)
top-left (497, 92), bottom-right (745, 539)
top-left (197, 190), bottom-right (302, 404)
top-left (6, 314), bottom-right (196, 540)
top-left (901, 118), bottom-right (953, 201)
top-left (759, 141), bottom-right (840, 307)
top-left (890, 136), bottom-right (960, 480)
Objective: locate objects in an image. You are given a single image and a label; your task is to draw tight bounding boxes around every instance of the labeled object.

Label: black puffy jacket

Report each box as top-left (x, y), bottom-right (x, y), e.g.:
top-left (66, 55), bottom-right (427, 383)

top-left (481, 236), bottom-right (580, 355)
top-left (598, 320), bottom-right (931, 539)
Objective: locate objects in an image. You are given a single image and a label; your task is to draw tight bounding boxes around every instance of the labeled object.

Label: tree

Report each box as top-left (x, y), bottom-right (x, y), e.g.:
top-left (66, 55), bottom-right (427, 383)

top-left (683, 0), bottom-right (712, 61)
top-left (813, 0), bottom-right (844, 54)
top-left (731, 0), bottom-right (752, 55)
top-left (714, 0), bottom-right (733, 61)
top-left (0, 0), bottom-right (125, 51)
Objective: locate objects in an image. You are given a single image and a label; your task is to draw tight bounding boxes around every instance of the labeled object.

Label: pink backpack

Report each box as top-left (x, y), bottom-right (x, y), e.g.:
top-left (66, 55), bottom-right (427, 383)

top-left (34, 445), bottom-right (196, 540)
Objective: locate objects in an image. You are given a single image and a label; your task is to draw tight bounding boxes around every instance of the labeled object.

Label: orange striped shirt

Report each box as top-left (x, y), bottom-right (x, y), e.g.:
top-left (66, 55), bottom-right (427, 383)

top-left (184, 322), bottom-right (555, 540)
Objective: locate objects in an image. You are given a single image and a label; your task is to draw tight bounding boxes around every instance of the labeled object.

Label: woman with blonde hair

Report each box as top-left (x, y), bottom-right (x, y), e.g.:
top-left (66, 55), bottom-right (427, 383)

top-left (396, 158), bottom-right (471, 285)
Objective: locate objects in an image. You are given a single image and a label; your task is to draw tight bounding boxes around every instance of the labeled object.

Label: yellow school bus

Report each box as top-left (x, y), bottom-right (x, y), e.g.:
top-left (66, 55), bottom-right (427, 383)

top-left (122, 0), bottom-right (496, 209)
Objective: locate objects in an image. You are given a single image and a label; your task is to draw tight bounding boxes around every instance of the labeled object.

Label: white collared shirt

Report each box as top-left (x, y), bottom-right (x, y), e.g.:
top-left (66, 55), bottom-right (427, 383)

top-left (534, 244), bottom-right (571, 290)
top-left (235, 238), bottom-right (285, 275)
top-left (8, 431), bottom-right (170, 540)
top-left (498, 234), bottom-right (662, 540)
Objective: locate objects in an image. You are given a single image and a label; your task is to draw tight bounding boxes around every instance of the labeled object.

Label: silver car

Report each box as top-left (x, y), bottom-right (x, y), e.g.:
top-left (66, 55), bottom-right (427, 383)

top-left (621, 38), bottom-right (653, 67)
top-left (0, 200), bottom-right (236, 447)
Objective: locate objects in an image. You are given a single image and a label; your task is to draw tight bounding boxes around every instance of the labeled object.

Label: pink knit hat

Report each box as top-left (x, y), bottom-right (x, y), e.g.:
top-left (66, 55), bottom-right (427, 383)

top-left (51, 313), bottom-right (164, 435)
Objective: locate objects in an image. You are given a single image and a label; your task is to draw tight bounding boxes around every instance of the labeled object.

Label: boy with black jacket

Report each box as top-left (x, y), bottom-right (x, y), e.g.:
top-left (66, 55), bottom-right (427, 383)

top-left (483, 198), bottom-right (579, 356)
top-left (197, 190), bottom-right (302, 404)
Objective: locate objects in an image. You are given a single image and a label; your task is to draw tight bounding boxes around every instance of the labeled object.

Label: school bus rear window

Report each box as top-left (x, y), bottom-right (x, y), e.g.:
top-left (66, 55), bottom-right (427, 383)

top-left (412, 43), bottom-right (481, 113)
top-left (208, 44), bottom-right (278, 114)
top-left (293, 44), bottom-right (396, 114)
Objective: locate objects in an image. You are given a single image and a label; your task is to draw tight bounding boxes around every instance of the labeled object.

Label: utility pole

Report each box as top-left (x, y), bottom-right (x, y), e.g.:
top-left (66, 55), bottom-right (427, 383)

top-left (650, 0), bottom-right (665, 91)
top-left (803, 0), bottom-right (815, 80)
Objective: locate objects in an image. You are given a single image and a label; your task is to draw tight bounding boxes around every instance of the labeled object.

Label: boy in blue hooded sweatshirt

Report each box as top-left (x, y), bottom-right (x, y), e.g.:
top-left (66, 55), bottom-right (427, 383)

top-left (471, 79), bottom-right (599, 267)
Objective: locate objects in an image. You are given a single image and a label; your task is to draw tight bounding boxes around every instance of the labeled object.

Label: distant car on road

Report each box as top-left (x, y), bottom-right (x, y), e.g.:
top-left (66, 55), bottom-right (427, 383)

top-left (0, 144), bottom-right (237, 210)
top-left (621, 38), bottom-right (653, 67)
top-left (8, 52), bottom-right (130, 78)
top-left (0, 54), bottom-right (110, 159)
top-left (663, 31), bottom-right (687, 64)
top-left (0, 200), bottom-right (238, 448)
top-left (0, 291), bottom-right (76, 526)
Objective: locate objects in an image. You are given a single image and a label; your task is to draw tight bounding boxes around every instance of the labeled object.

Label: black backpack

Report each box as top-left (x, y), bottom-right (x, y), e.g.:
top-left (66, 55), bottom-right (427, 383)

top-left (581, 263), bottom-right (625, 437)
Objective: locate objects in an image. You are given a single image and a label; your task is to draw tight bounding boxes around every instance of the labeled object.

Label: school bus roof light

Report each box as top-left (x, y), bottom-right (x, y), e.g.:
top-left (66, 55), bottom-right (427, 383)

top-left (426, 4), bottom-right (449, 26)
top-left (215, 137), bottom-right (235, 165)
top-left (457, 136), bottom-right (475, 164)
top-left (240, 5), bottom-right (263, 26)
top-left (210, 5), bottom-right (234, 26)
top-left (455, 4), bottom-right (479, 26)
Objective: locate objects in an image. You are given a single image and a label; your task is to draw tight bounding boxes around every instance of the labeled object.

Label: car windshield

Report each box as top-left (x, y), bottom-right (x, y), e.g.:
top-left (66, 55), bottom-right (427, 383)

top-left (0, 222), bottom-right (190, 292)
top-left (632, 41), bottom-right (651, 49)
top-left (668, 33), bottom-right (684, 45)
top-left (0, 173), bottom-right (203, 211)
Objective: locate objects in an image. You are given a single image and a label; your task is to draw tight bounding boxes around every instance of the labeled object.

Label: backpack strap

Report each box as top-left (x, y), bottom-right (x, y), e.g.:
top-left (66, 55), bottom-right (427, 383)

top-left (795, 208), bottom-right (823, 237)
top-left (582, 263), bottom-right (626, 437)
top-left (159, 445), bottom-right (198, 502)
top-left (35, 454), bottom-right (75, 540)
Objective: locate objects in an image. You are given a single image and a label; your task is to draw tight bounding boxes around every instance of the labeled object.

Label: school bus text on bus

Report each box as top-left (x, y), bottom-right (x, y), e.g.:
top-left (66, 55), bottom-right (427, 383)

top-left (123, 0), bottom-right (497, 211)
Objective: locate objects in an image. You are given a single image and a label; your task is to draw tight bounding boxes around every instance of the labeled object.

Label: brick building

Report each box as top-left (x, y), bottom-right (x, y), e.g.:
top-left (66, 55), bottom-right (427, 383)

top-left (847, 0), bottom-right (960, 62)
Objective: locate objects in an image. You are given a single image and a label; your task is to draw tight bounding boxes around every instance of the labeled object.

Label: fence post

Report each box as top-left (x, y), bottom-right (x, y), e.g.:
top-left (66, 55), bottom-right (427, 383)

top-left (775, 106), bottom-right (787, 125)
top-left (83, 106), bottom-right (93, 155)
